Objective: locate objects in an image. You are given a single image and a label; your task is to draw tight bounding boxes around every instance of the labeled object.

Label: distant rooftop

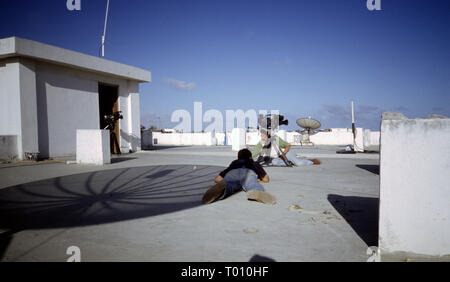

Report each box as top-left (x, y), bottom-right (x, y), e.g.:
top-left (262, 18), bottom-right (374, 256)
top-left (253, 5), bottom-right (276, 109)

top-left (0, 36), bottom-right (151, 83)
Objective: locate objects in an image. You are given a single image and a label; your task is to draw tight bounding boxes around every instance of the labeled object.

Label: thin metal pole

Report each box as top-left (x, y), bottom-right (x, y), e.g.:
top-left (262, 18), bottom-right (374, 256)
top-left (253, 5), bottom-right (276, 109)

top-left (351, 100), bottom-right (356, 128)
top-left (102, 0), bottom-right (110, 57)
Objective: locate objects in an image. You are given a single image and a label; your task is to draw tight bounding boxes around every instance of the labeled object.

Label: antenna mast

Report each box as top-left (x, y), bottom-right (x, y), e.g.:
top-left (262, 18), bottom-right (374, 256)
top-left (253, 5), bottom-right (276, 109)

top-left (101, 0), bottom-right (110, 57)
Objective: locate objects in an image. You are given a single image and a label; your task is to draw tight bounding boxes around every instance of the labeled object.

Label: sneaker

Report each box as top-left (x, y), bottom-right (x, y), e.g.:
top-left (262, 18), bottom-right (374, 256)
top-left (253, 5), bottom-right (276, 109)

top-left (247, 190), bottom-right (276, 205)
top-left (202, 180), bottom-right (226, 204)
top-left (309, 159), bottom-right (321, 165)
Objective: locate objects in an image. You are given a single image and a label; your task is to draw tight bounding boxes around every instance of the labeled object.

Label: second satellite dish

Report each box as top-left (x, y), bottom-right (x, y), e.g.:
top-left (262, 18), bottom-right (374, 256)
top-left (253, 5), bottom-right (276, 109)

top-left (296, 118), bottom-right (321, 131)
top-left (296, 117), bottom-right (330, 146)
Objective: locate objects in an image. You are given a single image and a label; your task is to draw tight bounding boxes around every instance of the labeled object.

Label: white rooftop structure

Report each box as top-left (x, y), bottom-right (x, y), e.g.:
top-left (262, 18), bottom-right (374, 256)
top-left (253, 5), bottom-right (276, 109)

top-left (0, 37), bottom-right (151, 160)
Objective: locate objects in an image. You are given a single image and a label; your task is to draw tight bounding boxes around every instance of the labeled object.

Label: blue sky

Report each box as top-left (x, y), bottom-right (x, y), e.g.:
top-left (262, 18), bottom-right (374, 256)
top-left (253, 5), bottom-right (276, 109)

top-left (1, 0), bottom-right (449, 130)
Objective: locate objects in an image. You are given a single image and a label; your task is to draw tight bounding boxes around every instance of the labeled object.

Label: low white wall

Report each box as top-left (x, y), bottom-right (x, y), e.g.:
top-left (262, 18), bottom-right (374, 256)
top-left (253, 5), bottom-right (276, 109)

top-left (232, 128), bottom-right (246, 151)
top-left (151, 128), bottom-right (380, 147)
top-left (379, 116), bottom-right (450, 261)
top-left (313, 128), bottom-right (353, 146)
top-left (288, 128), bottom-right (367, 146)
top-left (141, 130), bottom-right (153, 149)
top-left (152, 132), bottom-right (215, 146)
top-left (215, 132), bottom-right (233, 146)
top-left (370, 131), bottom-right (380, 147)
top-left (76, 129), bottom-right (110, 165)
top-left (246, 131), bottom-right (259, 146)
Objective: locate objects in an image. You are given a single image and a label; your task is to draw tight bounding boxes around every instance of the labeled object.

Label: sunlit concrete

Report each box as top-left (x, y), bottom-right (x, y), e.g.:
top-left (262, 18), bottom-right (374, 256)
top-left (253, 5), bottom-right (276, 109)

top-left (0, 146), bottom-right (379, 262)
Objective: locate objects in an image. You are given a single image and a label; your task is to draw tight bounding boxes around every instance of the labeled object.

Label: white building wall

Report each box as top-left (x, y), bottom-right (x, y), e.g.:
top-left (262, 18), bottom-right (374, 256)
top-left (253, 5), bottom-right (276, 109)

top-left (379, 117), bottom-right (450, 261)
top-left (0, 59), bottom-right (22, 157)
top-left (118, 81), bottom-right (130, 153)
top-left (19, 59), bottom-right (39, 155)
top-left (35, 62), bottom-right (100, 157)
top-left (128, 81), bottom-right (141, 151)
top-left (32, 61), bottom-right (141, 157)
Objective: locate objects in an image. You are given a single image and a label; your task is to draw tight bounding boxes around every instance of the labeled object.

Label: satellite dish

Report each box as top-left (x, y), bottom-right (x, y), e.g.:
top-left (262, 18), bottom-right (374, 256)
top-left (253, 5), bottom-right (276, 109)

top-left (296, 117), bottom-right (323, 146)
top-left (296, 118), bottom-right (321, 130)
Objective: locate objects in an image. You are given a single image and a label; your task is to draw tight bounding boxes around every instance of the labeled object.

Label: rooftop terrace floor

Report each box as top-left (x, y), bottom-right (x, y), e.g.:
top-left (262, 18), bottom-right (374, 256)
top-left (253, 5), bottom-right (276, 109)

top-left (0, 146), bottom-right (380, 261)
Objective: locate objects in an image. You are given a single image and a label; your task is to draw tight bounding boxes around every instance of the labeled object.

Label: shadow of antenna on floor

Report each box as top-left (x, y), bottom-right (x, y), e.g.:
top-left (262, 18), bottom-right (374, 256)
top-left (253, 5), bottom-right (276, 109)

top-left (0, 165), bottom-right (223, 232)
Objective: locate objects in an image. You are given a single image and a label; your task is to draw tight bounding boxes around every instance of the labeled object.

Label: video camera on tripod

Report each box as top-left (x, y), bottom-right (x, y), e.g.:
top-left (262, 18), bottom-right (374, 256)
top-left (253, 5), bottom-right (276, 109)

top-left (257, 114), bottom-right (288, 137)
top-left (103, 111), bottom-right (123, 130)
top-left (257, 114), bottom-right (292, 166)
top-left (103, 111), bottom-right (123, 154)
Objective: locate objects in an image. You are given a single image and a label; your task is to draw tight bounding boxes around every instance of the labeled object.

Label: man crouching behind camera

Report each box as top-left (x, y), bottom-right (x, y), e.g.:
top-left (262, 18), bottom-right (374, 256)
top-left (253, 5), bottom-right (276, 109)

top-left (251, 129), bottom-right (320, 166)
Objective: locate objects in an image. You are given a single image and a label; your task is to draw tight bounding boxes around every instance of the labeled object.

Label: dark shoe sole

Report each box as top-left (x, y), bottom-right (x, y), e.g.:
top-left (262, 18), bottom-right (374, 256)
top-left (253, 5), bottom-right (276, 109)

top-left (202, 180), bottom-right (226, 204)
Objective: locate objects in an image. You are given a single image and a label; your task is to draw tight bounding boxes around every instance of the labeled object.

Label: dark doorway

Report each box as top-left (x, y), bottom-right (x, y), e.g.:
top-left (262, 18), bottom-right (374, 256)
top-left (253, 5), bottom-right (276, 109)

top-left (98, 83), bottom-right (120, 154)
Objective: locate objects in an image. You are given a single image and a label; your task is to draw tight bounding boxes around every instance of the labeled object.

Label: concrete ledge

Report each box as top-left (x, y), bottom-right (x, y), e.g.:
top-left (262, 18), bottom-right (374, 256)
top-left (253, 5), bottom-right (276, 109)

top-left (0, 37), bottom-right (151, 82)
top-left (0, 135), bottom-right (18, 160)
top-left (76, 130), bottom-right (111, 165)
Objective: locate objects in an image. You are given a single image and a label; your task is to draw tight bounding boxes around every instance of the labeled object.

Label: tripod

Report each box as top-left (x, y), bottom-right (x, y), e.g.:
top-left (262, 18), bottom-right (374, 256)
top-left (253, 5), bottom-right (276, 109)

top-left (258, 135), bottom-right (293, 167)
top-left (103, 111), bottom-right (123, 155)
top-left (104, 123), bottom-right (121, 155)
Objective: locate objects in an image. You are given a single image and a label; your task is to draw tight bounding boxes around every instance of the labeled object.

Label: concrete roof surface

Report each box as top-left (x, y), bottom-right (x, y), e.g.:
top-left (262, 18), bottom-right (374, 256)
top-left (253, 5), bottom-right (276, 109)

top-left (0, 37), bottom-right (151, 82)
top-left (0, 146), bottom-right (379, 262)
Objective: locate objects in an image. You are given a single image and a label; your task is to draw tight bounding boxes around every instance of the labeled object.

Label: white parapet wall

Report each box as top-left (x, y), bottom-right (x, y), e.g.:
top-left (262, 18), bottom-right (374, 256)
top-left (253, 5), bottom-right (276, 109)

top-left (276, 130), bottom-right (287, 142)
top-left (379, 114), bottom-right (450, 261)
top-left (151, 132), bottom-right (215, 146)
top-left (286, 128), bottom-right (378, 147)
top-left (141, 130), bottom-right (153, 149)
top-left (354, 127), bottom-right (364, 152)
top-left (76, 129), bottom-right (110, 165)
top-left (370, 131), bottom-right (380, 147)
top-left (232, 128), bottom-right (246, 151)
top-left (148, 128), bottom-right (380, 147)
top-left (246, 131), bottom-right (259, 146)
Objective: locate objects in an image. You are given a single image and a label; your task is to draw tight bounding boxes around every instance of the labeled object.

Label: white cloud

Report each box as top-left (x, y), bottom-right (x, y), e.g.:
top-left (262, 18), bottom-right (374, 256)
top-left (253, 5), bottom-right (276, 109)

top-left (167, 78), bottom-right (196, 91)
